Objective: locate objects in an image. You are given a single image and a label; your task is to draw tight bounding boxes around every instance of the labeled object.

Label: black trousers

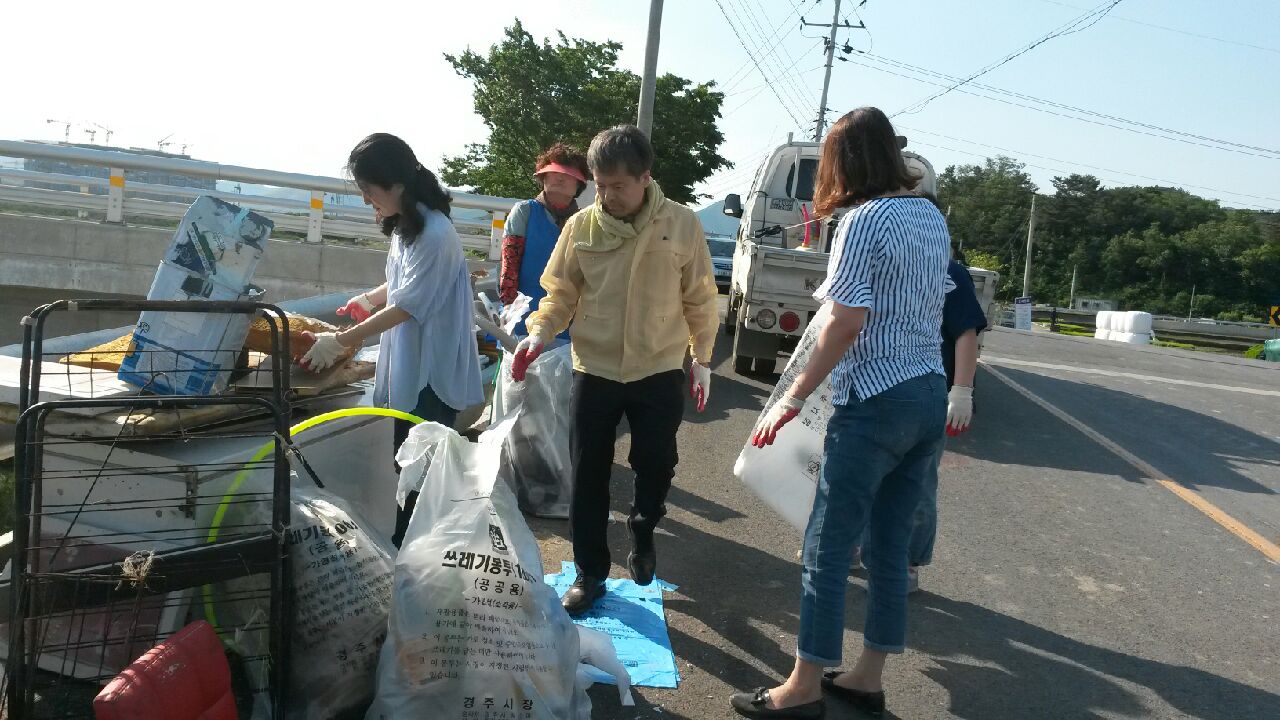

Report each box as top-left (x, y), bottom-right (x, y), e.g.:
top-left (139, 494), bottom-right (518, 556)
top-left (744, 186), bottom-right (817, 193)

top-left (570, 370), bottom-right (685, 578)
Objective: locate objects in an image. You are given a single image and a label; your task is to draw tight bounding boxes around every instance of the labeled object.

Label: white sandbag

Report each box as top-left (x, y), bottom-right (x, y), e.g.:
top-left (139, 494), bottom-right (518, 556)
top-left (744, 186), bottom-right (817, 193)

top-left (220, 483), bottom-right (396, 720)
top-left (368, 419), bottom-right (585, 720)
top-left (733, 304), bottom-right (835, 533)
top-left (573, 627), bottom-right (634, 720)
top-left (1128, 311), bottom-right (1153, 335)
top-left (1096, 310), bottom-right (1113, 331)
top-left (494, 345), bottom-right (574, 518)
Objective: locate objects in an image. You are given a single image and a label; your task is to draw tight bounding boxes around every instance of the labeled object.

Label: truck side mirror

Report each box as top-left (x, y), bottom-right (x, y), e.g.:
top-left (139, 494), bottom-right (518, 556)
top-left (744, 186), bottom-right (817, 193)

top-left (723, 194), bottom-right (743, 218)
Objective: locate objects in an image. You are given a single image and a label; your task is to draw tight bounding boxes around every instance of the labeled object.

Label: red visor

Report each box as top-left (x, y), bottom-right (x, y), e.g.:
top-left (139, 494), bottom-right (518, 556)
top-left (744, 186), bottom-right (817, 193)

top-left (534, 162), bottom-right (587, 184)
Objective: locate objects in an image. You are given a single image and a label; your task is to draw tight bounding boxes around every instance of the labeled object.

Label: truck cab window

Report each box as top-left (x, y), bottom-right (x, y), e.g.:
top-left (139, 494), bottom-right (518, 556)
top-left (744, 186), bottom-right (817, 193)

top-left (785, 159), bottom-right (818, 201)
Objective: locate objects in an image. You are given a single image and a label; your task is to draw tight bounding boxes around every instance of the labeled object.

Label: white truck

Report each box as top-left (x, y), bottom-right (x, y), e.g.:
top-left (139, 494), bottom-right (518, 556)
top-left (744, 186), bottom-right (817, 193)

top-left (721, 136), bottom-right (999, 375)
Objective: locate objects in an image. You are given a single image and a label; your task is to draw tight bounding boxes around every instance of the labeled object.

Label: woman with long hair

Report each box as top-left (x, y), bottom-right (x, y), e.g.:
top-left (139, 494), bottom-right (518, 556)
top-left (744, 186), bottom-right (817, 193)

top-left (730, 107), bottom-right (951, 719)
top-left (301, 132), bottom-right (483, 548)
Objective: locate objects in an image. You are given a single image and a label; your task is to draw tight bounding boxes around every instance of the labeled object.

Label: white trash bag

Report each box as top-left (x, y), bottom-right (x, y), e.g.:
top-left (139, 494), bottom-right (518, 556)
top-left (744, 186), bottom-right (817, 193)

top-left (573, 626), bottom-right (634, 719)
top-left (733, 303), bottom-right (837, 533)
top-left (367, 419), bottom-right (585, 719)
top-left (494, 344), bottom-right (574, 518)
top-left (220, 482), bottom-right (396, 720)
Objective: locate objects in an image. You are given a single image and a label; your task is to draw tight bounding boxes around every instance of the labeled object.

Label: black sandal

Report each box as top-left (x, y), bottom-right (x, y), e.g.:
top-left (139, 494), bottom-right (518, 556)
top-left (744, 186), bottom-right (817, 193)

top-left (730, 687), bottom-right (826, 719)
top-left (821, 672), bottom-right (886, 717)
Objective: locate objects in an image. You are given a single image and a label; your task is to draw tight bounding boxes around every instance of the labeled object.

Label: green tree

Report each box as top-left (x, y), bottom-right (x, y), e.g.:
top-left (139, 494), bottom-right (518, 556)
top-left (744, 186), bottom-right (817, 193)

top-left (937, 156), bottom-right (1037, 300)
top-left (441, 20), bottom-right (730, 205)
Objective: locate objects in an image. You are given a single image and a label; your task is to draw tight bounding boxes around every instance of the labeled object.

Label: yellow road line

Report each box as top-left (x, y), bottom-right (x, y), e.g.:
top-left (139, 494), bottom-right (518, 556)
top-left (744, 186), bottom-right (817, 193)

top-left (983, 362), bottom-right (1280, 564)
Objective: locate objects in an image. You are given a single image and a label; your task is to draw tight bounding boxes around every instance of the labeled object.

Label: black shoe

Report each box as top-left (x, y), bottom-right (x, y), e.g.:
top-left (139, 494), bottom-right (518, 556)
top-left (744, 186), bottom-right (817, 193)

top-left (561, 575), bottom-right (606, 615)
top-left (627, 515), bottom-right (657, 586)
top-left (821, 672), bottom-right (885, 717)
top-left (730, 688), bottom-right (825, 719)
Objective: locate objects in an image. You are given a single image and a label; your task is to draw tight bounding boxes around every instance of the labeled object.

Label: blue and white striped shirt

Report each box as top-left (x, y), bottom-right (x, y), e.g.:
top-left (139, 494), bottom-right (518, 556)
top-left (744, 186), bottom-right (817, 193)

top-left (813, 196), bottom-right (952, 405)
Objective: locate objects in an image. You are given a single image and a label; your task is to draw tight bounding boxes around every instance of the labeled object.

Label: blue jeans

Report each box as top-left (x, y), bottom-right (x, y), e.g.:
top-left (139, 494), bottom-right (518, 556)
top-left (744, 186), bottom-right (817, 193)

top-left (797, 374), bottom-right (946, 664)
top-left (859, 442), bottom-right (941, 567)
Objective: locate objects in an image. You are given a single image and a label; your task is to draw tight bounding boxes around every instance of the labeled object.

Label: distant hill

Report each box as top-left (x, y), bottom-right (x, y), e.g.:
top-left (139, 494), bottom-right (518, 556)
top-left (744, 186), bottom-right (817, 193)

top-left (696, 200), bottom-right (740, 238)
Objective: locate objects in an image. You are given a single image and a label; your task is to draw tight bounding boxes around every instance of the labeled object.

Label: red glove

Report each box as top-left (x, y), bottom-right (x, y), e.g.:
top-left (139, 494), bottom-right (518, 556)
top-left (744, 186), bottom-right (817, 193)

top-left (751, 394), bottom-right (805, 448)
top-left (337, 293), bottom-right (375, 323)
top-left (510, 334), bottom-right (547, 382)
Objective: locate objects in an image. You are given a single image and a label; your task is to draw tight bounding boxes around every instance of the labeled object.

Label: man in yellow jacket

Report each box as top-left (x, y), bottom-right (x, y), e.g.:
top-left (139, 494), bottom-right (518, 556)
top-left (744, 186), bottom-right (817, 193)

top-left (511, 124), bottom-right (719, 614)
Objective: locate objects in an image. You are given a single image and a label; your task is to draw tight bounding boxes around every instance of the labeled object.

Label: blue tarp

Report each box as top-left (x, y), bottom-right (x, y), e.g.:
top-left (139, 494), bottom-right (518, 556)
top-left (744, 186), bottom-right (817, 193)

top-left (545, 561), bottom-right (680, 689)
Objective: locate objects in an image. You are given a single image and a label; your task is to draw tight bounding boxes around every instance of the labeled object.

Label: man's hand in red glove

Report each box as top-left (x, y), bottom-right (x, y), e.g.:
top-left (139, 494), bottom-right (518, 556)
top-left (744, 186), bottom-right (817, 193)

top-left (510, 331), bottom-right (550, 382)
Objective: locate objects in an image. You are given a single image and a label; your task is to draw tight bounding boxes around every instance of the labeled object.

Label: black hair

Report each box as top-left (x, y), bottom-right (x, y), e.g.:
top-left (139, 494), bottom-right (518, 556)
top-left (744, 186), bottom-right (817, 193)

top-left (587, 125), bottom-right (654, 178)
top-left (347, 133), bottom-right (450, 242)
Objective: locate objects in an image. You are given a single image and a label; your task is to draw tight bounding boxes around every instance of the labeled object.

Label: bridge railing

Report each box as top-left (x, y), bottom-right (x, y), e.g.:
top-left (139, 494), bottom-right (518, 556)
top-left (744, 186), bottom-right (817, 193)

top-left (0, 140), bottom-right (519, 259)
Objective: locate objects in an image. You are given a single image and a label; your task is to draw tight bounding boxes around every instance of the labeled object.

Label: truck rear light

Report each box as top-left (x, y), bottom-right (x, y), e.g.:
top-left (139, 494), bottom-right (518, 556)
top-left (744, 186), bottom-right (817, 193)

top-left (779, 311), bottom-right (800, 333)
top-left (755, 309), bottom-right (777, 329)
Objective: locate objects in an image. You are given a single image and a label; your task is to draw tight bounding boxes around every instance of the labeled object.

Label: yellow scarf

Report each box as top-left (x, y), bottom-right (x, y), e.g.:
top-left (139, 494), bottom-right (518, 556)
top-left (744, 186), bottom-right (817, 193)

top-left (575, 182), bottom-right (666, 252)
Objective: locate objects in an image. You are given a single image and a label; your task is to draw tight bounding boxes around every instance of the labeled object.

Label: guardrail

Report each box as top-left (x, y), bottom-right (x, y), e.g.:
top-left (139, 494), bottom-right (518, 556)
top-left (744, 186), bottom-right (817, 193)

top-left (0, 140), bottom-right (519, 259)
top-left (1030, 306), bottom-right (1279, 341)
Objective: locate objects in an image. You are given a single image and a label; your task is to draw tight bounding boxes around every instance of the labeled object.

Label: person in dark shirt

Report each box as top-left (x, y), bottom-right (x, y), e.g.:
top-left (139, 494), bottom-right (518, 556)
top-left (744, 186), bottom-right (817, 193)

top-left (854, 254), bottom-right (988, 593)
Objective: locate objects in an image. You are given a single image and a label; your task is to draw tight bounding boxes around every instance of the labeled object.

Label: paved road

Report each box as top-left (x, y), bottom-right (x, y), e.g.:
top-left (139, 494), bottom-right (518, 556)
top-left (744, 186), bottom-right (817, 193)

top-left (533, 312), bottom-right (1280, 719)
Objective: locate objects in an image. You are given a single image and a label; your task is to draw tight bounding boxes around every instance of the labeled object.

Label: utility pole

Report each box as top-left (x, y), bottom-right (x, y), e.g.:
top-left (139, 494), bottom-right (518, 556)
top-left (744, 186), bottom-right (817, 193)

top-left (1022, 195), bottom-right (1037, 298)
top-left (805, 1), bottom-right (863, 140)
top-left (1069, 265), bottom-right (1078, 308)
top-left (636, 0), bottom-right (664, 137)
top-left (1188, 284), bottom-right (1197, 320)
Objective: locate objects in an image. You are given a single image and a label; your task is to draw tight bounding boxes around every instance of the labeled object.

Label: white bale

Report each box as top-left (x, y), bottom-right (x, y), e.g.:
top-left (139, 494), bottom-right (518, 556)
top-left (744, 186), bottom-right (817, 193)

top-left (1093, 328), bottom-right (1109, 340)
top-left (1096, 310), bottom-right (1113, 331)
top-left (1112, 332), bottom-right (1152, 345)
top-left (1129, 311), bottom-right (1153, 335)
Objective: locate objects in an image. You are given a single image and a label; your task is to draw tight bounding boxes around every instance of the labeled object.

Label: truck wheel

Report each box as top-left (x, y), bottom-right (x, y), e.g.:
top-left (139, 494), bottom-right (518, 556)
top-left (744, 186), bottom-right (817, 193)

top-left (753, 358), bottom-right (776, 375)
top-left (724, 294), bottom-right (738, 337)
top-left (733, 354), bottom-right (753, 375)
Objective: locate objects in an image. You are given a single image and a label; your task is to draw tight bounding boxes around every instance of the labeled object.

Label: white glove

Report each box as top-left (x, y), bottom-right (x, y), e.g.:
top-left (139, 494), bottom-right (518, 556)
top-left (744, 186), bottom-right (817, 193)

top-left (300, 331), bottom-right (348, 372)
top-left (510, 332), bottom-right (549, 382)
top-left (751, 394), bottom-right (805, 448)
top-left (689, 362), bottom-right (712, 412)
top-left (946, 385), bottom-right (973, 435)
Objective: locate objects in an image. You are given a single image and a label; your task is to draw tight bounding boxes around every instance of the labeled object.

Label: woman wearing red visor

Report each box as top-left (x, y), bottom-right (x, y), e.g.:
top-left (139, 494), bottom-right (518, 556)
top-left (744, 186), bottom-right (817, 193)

top-left (499, 143), bottom-right (591, 340)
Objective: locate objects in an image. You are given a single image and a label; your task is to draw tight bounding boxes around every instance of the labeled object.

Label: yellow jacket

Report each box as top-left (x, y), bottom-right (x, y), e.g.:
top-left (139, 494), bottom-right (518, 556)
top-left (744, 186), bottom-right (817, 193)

top-left (526, 182), bottom-right (719, 383)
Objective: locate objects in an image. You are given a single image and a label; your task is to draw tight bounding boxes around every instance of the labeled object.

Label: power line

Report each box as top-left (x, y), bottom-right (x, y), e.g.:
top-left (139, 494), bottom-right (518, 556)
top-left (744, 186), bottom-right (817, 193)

top-left (1032, 0), bottom-right (1280, 55)
top-left (897, 123), bottom-right (1280, 205)
top-left (720, 0), bottom-right (813, 111)
top-left (721, 0), bottom-right (811, 108)
top-left (899, 130), bottom-right (1280, 211)
top-left (846, 54), bottom-right (1280, 161)
top-left (721, 2), bottom-right (802, 91)
top-left (723, 0), bottom-right (818, 111)
top-left (861, 53), bottom-right (1280, 157)
top-left (721, 0), bottom-right (813, 90)
top-left (711, 0), bottom-right (809, 128)
top-left (893, 0), bottom-right (1126, 117)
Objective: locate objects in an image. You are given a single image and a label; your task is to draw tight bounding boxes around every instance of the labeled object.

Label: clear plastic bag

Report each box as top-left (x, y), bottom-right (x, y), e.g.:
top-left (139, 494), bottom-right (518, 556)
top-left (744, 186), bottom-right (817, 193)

top-left (493, 345), bottom-right (574, 518)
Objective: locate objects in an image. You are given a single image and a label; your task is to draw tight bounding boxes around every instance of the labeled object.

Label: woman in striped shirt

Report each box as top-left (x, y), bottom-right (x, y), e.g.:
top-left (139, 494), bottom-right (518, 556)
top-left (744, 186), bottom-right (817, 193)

top-left (731, 107), bottom-right (951, 720)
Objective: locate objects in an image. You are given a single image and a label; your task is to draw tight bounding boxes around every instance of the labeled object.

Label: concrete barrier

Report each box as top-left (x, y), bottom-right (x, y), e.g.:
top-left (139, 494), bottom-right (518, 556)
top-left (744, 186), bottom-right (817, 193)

top-left (0, 213), bottom-right (386, 301)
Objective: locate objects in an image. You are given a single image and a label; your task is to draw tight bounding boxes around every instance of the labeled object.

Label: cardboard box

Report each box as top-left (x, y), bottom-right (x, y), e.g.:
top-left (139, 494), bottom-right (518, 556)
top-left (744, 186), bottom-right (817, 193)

top-left (118, 196), bottom-right (274, 395)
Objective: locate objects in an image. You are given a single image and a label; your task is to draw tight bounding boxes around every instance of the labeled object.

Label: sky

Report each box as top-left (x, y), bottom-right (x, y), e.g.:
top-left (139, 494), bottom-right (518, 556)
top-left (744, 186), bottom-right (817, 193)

top-left (4, 0), bottom-right (1277, 212)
